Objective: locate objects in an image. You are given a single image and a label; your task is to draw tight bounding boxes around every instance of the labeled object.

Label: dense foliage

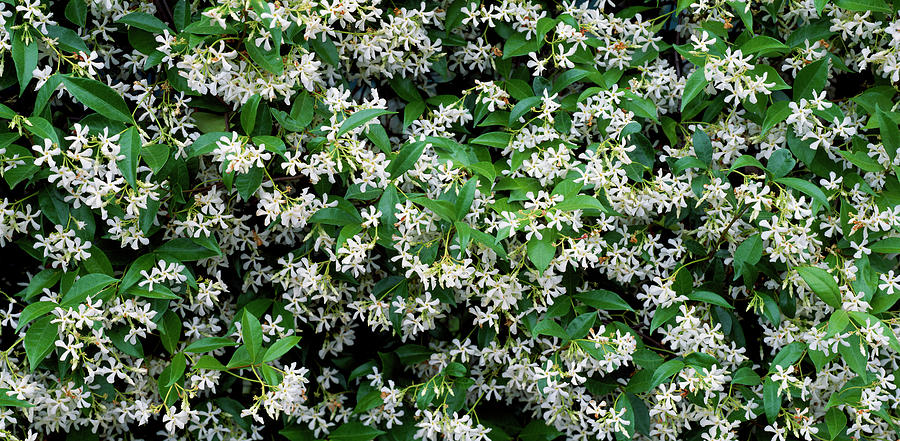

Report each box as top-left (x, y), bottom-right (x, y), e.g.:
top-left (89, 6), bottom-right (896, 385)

top-left (1, 0), bottom-right (900, 440)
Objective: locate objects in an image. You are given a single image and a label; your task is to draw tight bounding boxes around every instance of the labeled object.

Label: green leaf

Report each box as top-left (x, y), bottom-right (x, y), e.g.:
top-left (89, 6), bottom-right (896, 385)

top-left (731, 367), bottom-right (761, 385)
top-left (566, 312), bottom-right (597, 339)
top-left (828, 310), bottom-right (850, 336)
top-left (826, 407), bottom-right (847, 439)
top-left (551, 68), bottom-right (589, 94)
top-left (766, 149), bottom-right (795, 178)
top-left (796, 266), bottom-right (841, 308)
top-left (235, 166), bottom-right (264, 201)
top-left (454, 179), bottom-right (477, 221)
top-left (188, 132), bottom-right (231, 157)
top-left (156, 238), bottom-right (221, 261)
top-left (61, 76), bottom-right (133, 123)
top-left (650, 304), bottom-right (681, 332)
top-left (24, 316), bottom-right (58, 371)
top-left (160, 310), bottom-right (182, 354)
top-left (527, 231), bottom-right (557, 274)
top-left (310, 34), bottom-right (340, 67)
top-left (16, 301), bottom-right (56, 333)
top-left (623, 92), bottom-right (659, 122)
top-left (60, 273), bottom-right (117, 308)
top-left (533, 319), bottom-right (568, 340)
top-left (45, 25), bottom-right (90, 53)
top-left (117, 127), bottom-right (142, 189)
top-left (839, 335), bottom-right (868, 378)
top-left (184, 337), bottom-right (238, 353)
top-left (769, 341), bottom-right (806, 371)
top-left (833, 0), bottom-right (891, 12)
top-left (688, 290), bottom-right (733, 309)
top-left (838, 149), bottom-right (884, 172)
top-left (142, 143), bottom-right (169, 174)
top-left (248, 37), bottom-right (283, 72)
top-left (554, 194), bottom-right (608, 212)
top-left (761, 100), bottom-right (791, 135)
top-left (733, 233), bottom-right (763, 280)
top-left (310, 206), bottom-right (364, 226)
top-left (117, 12), bottom-right (172, 33)
top-left (12, 29), bottom-right (38, 95)
top-left (0, 389), bottom-right (33, 407)
top-left (387, 141), bottom-right (426, 179)
top-left (120, 254), bottom-right (156, 292)
top-left (188, 352), bottom-right (221, 377)
top-left (389, 77), bottom-right (421, 102)
top-left (241, 95), bottom-right (262, 135)
top-left (263, 336), bottom-right (301, 362)
top-left (692, 129), bottom-right (712, 164)
top-left (680, 69), bottom-right (707, 112)
top-left (403, 100), bottom-right (426, 129)
top-left (365, 123), bottom-right (391, 154)
top-left (509, 96), bottom-right (542, 125)
top-left (241, 311), bottom-right (264, 363)
top-left (337, 109), bottom-right (395, 138)
top-left (793, 58), bottom-right (828, 100)
top-left (776, 177), bottom-right (829, 209)
top-left (328, 422), bottom-right (385, 441)
top-left (173, 0), bottom-right (190, 30)
top-left (763, 379), bottom-right (780, 423)
top-left (412, 197), bottom-right (456, 222)
top-left (502, 32), bottom-right (540, 59)
top-left (354, 389), bottom-right (385, 415)
top-left (870, 237), bottom-right (900, 253)
top-left (470, 131), bottom-right (511, 148)
top-left (876, 104), bottom-right (899, 158)
top-left (649, 359), bottom-right (684, 389)
top-left (614, 393), bottom-right (635, 440)
top-left (159, 352), bottom-right (187, 387)
top-left (395, 344), bottom-right (432, 365)
top-left (3, 145), bottom-right (37, 189)
top-left (575, 289), bottom-right (634, 311)
top-left (65, 0), bottom-right (87, 27)
top-left (740, 35), bottom-right (790, 55)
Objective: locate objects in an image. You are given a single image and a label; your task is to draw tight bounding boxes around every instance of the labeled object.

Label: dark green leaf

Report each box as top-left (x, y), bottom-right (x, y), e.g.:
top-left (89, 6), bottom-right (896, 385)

top-left (24, 316), bottom-right (58, 372)
top-left (338, 109), bottom-right (395, 138)
top-left (60, 273), bottom-right (117, 308)
top-left (184, 337), bottom-right (238, 353)
top-left (575, 289), bottom-right (634, 311)
top-left (241, 311), bottom-right (264, 363)
top-left (649, 360), bottom-right (684, 389)
top-left (796, 266), bottom-right (841, 308)
top-left (12, 29), bottom-right (38, 95)
top-left (61, 76), bottom-right (133, 123)
top-left (263, 336), bottom-right (301, 362)
top-left (241, 95), bottom-right (261, 134)
top-left (117, 12), bottom-right (171, 33)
